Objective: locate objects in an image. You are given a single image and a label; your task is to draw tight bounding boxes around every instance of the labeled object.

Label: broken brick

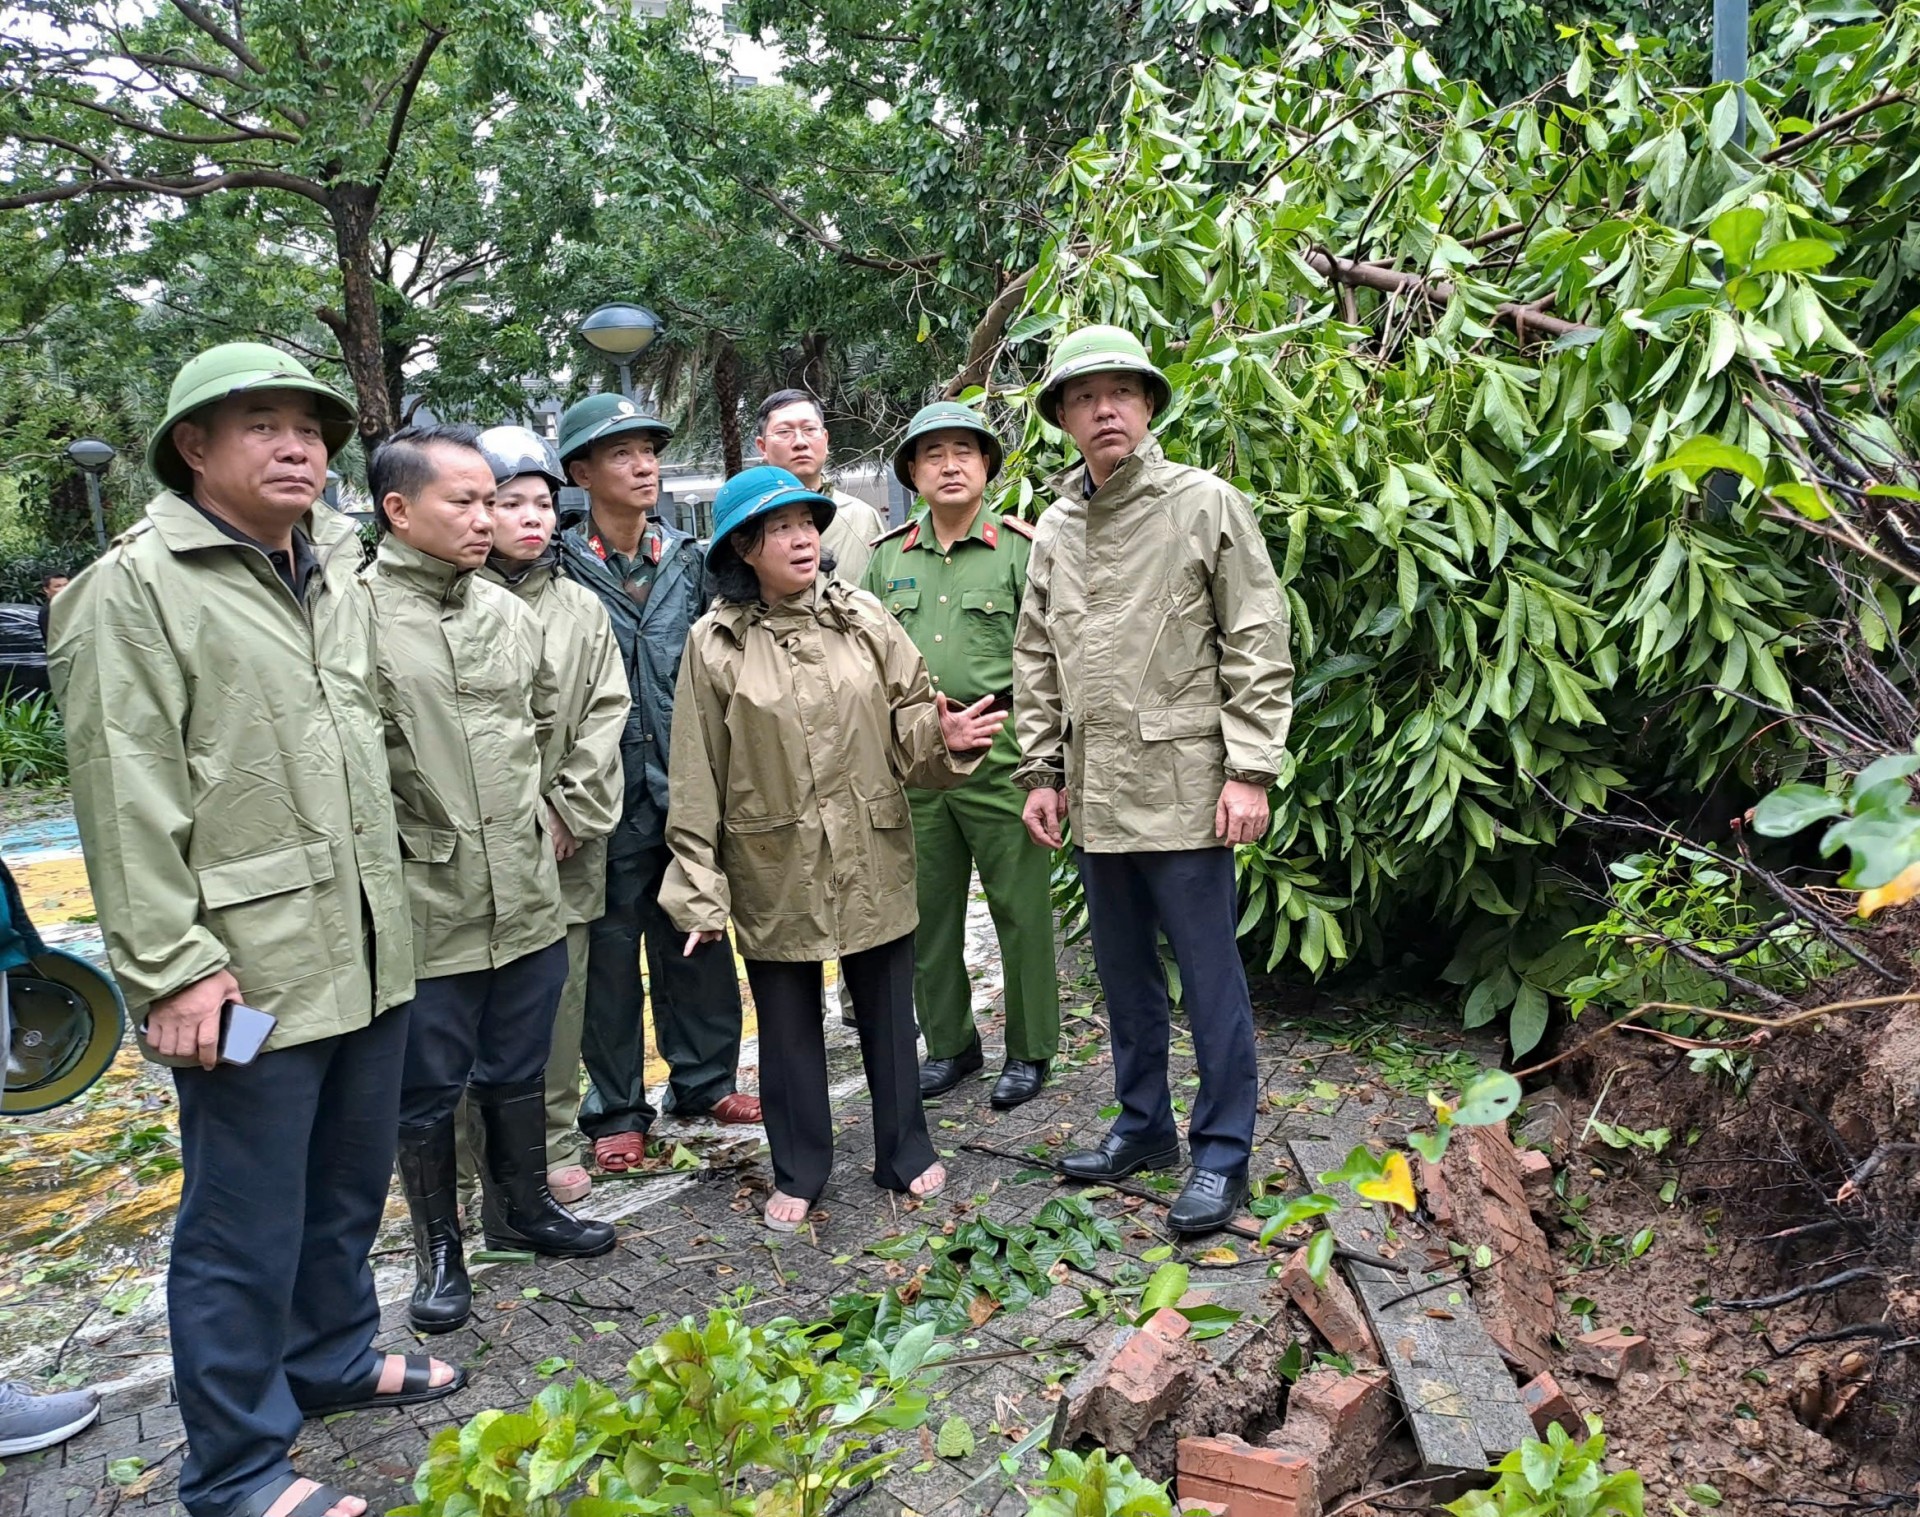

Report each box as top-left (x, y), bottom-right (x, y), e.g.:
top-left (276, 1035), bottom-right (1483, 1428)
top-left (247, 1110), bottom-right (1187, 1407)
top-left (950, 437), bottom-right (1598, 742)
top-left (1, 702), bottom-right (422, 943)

top-left (1179, 1435), bottom-right (1320, 1517)
top-left (1515, 1148), bottom-right (1554, 1208)
top-left (1519, 1371), bottom-right (1579, 1436)
top-left (1517, 1086), bottom-right (1575, 1157)
top-left (1267, 1368), bottom-right (1393, 1501)
top-left (1566, 1327), bottom-right (1652, 1381)
top-left (1276, 1252), bottom-right (1380, 1366)
top-left (1053, 1322), bottom-right (1202, 1452)
top-left (1417, 1156), bottom-right (1452, 1226)
top-left (1431, 1127), bottom-right (1557, 1377)
top-left (1143, 1306), bottom-right (1192, 1342)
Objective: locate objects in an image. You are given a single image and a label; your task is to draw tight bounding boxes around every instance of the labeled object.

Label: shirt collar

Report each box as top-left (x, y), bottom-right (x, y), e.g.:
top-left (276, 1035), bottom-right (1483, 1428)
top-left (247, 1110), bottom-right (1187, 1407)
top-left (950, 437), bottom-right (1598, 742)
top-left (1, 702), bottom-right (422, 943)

top-left (374, 533), bottom-right (474, 605)
top-left (185, 495), bottom-right (319, 597)
top-left (905, 502), bottom-right (994, 552)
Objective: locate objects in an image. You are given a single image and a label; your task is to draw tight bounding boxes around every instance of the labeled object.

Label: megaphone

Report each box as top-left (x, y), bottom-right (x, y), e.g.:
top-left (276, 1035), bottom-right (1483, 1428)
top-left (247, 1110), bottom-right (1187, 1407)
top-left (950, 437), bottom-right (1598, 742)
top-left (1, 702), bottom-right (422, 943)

top-left (3, 950), bottom-right (126, 1115)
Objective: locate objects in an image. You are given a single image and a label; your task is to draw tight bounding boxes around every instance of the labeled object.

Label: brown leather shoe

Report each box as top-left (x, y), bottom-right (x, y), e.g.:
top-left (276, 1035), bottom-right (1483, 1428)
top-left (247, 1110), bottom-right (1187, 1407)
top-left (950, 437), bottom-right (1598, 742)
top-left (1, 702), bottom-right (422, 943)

top-left (706, 1093), bottom-right (763, 1125)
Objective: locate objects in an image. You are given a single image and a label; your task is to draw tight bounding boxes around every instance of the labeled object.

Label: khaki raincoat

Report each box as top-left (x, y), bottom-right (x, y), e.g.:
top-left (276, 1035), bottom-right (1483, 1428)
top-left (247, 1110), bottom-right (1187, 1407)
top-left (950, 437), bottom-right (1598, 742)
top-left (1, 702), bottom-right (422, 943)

top-left (482, 558), bottom-right (630, 925)
top-left (1012, 437), bottom-right (1294, 853)
top-left (49, 491), bottom-right (413, 1052)
top-left (365, 536), bottom-right (566, 976)
top-left (660, 578), bottom-right (979, 960)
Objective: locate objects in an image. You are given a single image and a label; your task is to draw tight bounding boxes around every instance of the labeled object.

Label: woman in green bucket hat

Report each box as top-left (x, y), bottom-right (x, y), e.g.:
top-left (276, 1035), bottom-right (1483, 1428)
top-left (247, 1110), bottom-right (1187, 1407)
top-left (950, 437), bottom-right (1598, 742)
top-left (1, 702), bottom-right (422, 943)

top-left (658, 466), bottom-right (1007, 1231)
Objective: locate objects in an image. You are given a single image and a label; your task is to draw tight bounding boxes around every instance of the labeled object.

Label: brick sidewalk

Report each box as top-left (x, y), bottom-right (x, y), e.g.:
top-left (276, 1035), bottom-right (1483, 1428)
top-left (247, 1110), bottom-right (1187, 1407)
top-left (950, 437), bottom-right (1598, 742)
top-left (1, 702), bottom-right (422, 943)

top-left (1, 959), bottom-right (1494, 1517)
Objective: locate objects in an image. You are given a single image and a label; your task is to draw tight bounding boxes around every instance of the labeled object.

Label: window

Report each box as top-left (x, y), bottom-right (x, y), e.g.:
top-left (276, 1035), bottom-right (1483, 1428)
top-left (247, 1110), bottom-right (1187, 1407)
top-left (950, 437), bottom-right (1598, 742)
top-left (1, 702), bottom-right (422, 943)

top-left (728, 73), bottom-right (758, 89)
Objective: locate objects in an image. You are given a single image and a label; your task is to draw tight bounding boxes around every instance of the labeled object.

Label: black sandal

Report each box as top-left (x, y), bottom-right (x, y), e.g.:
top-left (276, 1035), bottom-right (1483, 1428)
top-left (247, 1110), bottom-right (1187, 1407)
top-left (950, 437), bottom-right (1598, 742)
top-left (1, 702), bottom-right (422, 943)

top-left (232, 1472), bottom-right (364, 1517)
top-left (299, 1352), bottom-right (466, 1419)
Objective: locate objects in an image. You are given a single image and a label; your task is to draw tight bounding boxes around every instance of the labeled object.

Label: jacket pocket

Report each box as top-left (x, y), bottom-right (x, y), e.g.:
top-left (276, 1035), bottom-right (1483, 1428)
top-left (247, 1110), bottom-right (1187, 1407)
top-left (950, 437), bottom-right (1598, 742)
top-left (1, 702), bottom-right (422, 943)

top-left (728, 812), bottom-right (801, 835)
top-left (723, 815), bottom-right (807, 920)
top-left (396, 824), bottom-right (458, 864)
top-left (198, 840), bottom-right (339, 993)
top-left (884, 587), bottom-right (922, 619)
top-left (868, 791), bottom-right (910, 830)
top-left (1136, 704), bottom-right (1224, 742)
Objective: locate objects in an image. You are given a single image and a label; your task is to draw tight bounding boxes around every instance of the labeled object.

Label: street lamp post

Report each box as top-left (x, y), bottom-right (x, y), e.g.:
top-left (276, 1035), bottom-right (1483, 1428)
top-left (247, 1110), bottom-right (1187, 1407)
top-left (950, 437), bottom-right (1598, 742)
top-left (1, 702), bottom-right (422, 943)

top-left (64, 438), bottom-right (116, 550)
top-left (578, 303), bottom-right (663, 400)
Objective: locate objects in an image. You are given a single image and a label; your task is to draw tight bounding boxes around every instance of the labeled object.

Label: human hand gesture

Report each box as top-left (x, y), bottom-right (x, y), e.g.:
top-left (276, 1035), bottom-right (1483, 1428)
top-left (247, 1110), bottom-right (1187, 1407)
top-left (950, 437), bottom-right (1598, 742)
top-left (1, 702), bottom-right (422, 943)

top-left (937, 693), bottom-right (1006, 754)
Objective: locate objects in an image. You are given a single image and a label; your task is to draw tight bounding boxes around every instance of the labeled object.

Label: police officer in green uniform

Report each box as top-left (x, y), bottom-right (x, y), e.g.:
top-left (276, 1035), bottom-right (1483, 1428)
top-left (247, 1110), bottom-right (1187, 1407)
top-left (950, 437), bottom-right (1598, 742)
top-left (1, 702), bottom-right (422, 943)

top-left (862, 403), bottom-right (1060, 1110)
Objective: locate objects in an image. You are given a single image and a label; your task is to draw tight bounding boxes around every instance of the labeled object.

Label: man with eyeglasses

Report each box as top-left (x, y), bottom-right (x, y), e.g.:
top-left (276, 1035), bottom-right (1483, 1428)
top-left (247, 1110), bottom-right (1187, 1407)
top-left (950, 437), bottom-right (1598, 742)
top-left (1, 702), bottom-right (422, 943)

top-left (753, 391), bottom-right (886, 587)
top-left (556, 395), bottom-right (759, 1182)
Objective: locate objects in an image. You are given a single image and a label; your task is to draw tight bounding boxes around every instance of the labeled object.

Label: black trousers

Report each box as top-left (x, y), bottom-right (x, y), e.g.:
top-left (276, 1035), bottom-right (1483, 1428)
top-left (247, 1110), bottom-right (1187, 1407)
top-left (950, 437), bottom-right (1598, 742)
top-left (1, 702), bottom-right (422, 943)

top-left (746, 933), bottom-right (935, 1203)
top-left (398, 938), bottom-right (567, 1130)
top-left (169, 1004), bottom-right (410, 1517)
top-left (581, 843), bottom-right (743, 1138)
top-left (1079, 847), bottom-right (1260, 1177)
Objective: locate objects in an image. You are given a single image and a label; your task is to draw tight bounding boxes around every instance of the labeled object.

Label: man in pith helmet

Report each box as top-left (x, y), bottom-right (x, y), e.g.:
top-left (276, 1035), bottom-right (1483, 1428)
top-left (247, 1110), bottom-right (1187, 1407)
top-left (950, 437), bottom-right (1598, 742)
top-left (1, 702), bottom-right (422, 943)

top-left (864, 402), bottom-right (1059, 1111)
top-left (1012, 324), bottom-right (1295, 1236)
top-left (556, 394), bottom-right (759, 1179)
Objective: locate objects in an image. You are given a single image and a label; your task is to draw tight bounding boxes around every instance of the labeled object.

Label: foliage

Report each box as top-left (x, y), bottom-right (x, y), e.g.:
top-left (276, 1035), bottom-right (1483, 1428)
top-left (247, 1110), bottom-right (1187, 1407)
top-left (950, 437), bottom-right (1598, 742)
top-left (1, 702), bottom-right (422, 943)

top-left (0, 695), bottom-right (67, 786)
top-left (827, 1192), bottom-right (1125, 1353)
top-left (1028, 1449), bottom-right (1178, 1517)
top-left (1563, 842), bottom-right (1836, 1018)
top-left (1755, 747), bottom-right (1920, 891)
top-left (0, 550), bottom-right (90, 605)
top-left (1002, 0), bottom-right (1920, 1050)
top-left (1444, 1416), bottom-right (1646, 1516)
top-left (398, 1298), bottom-right (941, 1517)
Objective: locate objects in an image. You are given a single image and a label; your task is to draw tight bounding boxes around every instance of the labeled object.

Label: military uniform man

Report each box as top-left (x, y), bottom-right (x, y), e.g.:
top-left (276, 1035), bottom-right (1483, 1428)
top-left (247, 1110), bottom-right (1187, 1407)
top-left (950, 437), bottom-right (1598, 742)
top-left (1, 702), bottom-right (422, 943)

top-left (557, 395), bottom-right (758, 1178)
top-left (754, 389), bottom-right (887, 588)
top-left (1013, 326), bottom-right (1294, 1237)
top-left (862, 403), bottom-right (1059, 1109)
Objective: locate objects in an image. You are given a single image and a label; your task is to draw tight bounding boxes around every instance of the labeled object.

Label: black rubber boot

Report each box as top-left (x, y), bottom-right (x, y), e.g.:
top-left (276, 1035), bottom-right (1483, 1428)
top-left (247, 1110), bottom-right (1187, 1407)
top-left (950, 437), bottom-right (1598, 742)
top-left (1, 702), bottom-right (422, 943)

top-left (476, 1079), bottom-right (617, 1259)
top-left (397, 1120), bottom-right (472, 1334)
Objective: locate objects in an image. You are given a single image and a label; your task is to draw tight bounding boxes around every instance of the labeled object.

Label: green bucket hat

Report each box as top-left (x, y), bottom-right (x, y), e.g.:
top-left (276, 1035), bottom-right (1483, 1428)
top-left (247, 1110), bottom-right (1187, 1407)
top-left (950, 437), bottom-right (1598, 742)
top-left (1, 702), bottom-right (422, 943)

top-left (892, 401), bottom-right (1005, 490)
top-left (558, 393), bottom-right (675, 468)
top-left (147, 342), bottom-right (356, 495)
top-left (1035, 324), bottom-right (1172, 429)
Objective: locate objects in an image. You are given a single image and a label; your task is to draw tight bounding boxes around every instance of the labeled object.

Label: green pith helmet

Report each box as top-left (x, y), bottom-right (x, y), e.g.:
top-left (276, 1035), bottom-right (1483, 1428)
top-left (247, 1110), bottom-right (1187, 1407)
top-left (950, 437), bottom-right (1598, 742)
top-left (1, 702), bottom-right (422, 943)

top-left (1035, 324), bottom-right (1172, 428)
top-left (3, 950), bottom-right (126, 1116)
top-left (892, 401), bottom-right (1005, 490)
top-left (557, 393), bottom-right (675, 468)
top-left (147, 342), bottom-right (356, 494)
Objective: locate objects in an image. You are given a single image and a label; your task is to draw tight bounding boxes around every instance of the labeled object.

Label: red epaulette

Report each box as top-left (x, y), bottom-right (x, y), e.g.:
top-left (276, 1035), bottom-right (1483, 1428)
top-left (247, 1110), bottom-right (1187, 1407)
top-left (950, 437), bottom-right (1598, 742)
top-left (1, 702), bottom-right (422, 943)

top-left (998, 514), bottom-right (1035, 539)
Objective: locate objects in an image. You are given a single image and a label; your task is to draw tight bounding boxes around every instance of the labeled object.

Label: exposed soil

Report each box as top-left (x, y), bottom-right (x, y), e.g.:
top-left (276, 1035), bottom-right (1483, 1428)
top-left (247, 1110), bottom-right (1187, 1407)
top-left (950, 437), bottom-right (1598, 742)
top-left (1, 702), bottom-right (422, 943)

top-left (1536, 928), bottom-right (1920, 1513)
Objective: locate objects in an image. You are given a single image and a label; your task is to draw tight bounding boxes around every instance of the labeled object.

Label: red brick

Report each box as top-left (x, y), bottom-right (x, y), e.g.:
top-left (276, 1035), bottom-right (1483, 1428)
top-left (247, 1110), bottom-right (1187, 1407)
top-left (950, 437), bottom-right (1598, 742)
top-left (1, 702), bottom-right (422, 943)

top-left (1178, 1435), bottom-right (1319, 1517)
top-left (1566, 1327), bottom-right (1652, 1381)
top-left (1053, 1323), bottom-right (1202, 1451)
top-left (1270, 1369), bottom-right (1392, 1500)
top-left (1143, 1306), bottom-right (1192, 1341)
top-left (1519, 1371), bottom-right (1579, 1436)
top-left (1276, 1252), bottom-right (1380, 1366)
top-left (1418, 1156), bottom-right (1452, 1225)
top-left (1516, 1148), bottom-right (1554, 1207)
top-left (1432, 1127), bottom-right (1557, 1377)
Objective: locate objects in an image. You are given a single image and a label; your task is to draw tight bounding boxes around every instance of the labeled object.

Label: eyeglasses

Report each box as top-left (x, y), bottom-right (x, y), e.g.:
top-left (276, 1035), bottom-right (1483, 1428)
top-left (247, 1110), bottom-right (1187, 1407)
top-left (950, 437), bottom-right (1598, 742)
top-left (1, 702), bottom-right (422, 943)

top-left (767, 424), bottom-right (825, 443)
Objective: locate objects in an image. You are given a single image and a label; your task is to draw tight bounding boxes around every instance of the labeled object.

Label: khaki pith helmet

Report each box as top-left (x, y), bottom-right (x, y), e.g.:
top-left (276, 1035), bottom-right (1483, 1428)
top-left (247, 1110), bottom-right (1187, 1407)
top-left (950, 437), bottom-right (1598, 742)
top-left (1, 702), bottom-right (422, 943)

top-left (1035, 324), bottom-right (1172, 428)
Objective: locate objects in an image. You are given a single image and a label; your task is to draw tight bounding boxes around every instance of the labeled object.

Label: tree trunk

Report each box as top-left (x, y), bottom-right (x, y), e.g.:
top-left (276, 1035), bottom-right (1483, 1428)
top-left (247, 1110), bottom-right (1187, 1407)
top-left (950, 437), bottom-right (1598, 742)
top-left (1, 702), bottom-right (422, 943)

top-left (798, 330), bottom-right (829, 399)
top-left (714, 337), bottom-right (744, 477)
top-left (324, 184), bottom-right (396, 465)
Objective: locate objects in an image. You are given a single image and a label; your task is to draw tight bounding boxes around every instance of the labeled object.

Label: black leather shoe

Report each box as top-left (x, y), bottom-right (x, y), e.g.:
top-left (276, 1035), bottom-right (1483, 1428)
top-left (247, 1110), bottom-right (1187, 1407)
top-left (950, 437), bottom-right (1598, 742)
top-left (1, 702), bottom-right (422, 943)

top-left (477, 1080), bottom-right (618, 1259)
top-left (1059, 1131), bottom-right (1181, 1182)
top-left (397, 1120), bottom-right (471, 1334)
top-left (1167, 1168), bottom-right (1248, 1236)
top-left (918, 1039), bottom-right (984, 1098)
top-left (990, 1059), bottom-right (1049, 1110)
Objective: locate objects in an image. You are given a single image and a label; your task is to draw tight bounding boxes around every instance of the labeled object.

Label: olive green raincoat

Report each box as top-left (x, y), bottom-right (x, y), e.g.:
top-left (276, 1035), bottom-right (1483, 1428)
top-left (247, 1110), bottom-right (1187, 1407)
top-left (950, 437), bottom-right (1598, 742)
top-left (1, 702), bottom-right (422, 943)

top-left (660, 578), bottom-right (979, 959)
top-left (1012, 436), bottom-right (1294, 852)
top-left (364, 536), bottom-right (566, 976)
top-left (481, 558), bottom-right (630, 925)
top-left (49, 491), bottom-right (413, 1052)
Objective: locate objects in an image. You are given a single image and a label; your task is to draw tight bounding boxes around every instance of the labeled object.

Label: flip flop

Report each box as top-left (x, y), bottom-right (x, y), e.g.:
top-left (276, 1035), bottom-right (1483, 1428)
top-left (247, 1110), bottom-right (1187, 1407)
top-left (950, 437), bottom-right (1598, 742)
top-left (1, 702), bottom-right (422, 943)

top-left (299, 1354), bottom-right (466, 1419)
top-left (909, 1166), bottom-right (946, 1202)
top-left (231, 1472), bottom-right (366, 1517)
top-left (764, 1192), bottom-right (812, 1233)
top-left (594, 1132), bottom-right (646, 1172)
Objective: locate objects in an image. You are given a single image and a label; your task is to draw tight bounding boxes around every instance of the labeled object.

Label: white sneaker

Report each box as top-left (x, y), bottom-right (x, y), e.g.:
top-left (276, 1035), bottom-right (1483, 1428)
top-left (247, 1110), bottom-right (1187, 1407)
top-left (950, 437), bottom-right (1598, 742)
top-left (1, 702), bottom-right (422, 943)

top-left (0, 1380), bottom-right (100, 1456)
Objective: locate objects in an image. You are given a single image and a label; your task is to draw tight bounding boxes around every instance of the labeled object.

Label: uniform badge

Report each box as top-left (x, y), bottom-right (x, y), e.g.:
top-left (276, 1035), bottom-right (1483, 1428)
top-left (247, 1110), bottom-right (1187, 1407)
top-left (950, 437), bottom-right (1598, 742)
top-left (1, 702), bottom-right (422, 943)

top-left (887, 577), bottom-right (917, 591)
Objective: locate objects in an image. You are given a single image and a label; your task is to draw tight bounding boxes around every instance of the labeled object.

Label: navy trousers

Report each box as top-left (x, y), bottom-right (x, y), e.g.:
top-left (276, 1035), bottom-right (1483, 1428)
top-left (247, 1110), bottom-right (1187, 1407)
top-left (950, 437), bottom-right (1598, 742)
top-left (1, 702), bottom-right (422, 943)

top-left (169, 1003), bottom-right (410, 1516)
top-left (1078, 847), bottom-right (1259, 1177)
top-left (580, 843), bottom-right (742, 1138)
top-left (398, 938), bottom-right (567, 1130)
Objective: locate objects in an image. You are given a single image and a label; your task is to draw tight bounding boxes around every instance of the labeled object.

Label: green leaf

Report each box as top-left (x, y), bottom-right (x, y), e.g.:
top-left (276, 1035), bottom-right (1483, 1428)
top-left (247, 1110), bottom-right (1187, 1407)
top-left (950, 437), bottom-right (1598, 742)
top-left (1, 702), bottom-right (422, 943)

top-left (1750, 239), bottom-right (1836, 274)
top-left (1710, 207), bottom-right (1765, 271)
top-left (1304, 1229), bottom-right (1335, 1287)
top-left (107, 1459), bottom-right (146, 1487)
top-left (1751, 784), bottom-right (1844, 836)
top-left (1452, 1070), bottom-right (1524, 1127)
top-left (1510, 981), bottom-right (1550, 1056)
top-left (936, 1414), bottom-right (977, 1458)
top-left (1687, 1483), bottom-right (1724, 1507)
top-left (1141, 1262), bottom-right (1191, 1313)
top-left (1649, 436), bottom-right (1762, 488)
